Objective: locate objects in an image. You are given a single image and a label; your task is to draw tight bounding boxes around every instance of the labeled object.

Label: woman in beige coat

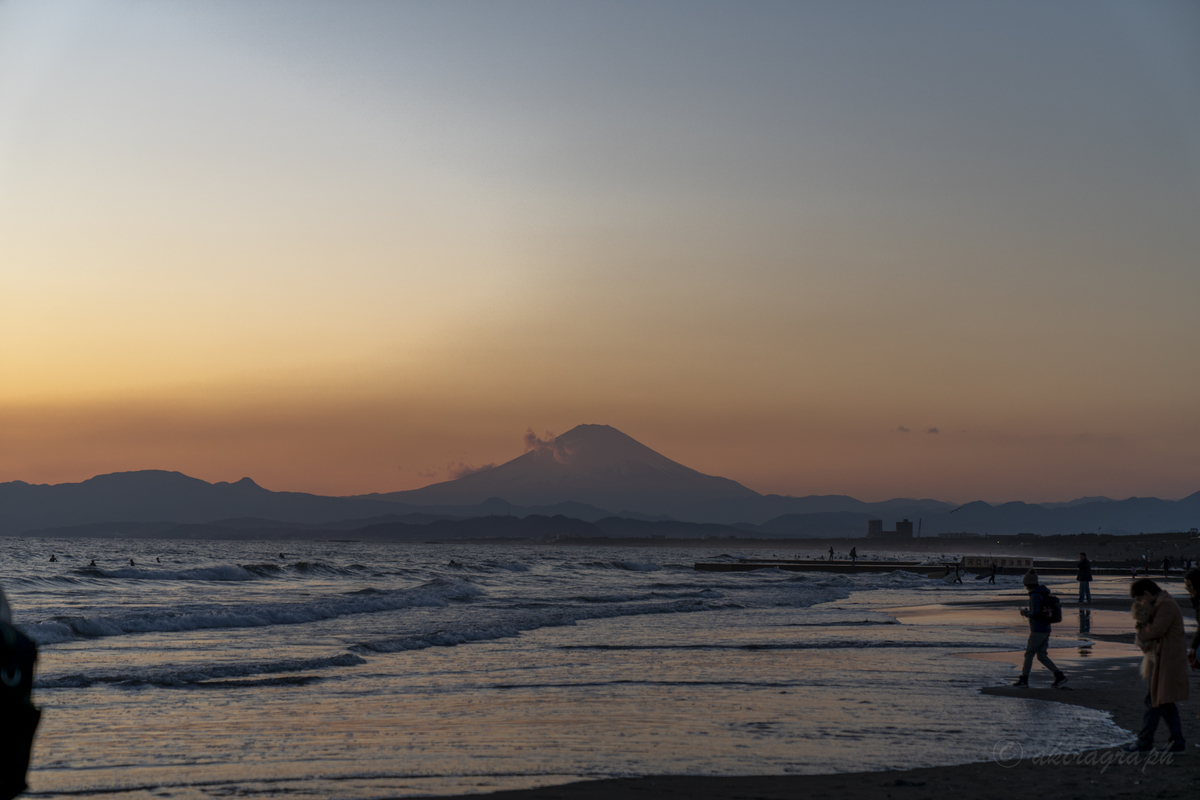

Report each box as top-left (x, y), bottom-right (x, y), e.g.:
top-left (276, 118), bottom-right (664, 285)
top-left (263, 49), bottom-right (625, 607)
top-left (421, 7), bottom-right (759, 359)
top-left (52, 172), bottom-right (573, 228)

top-left (1185, 568), bottom-right (1200, 718)
top-left (1127, 578), bottom-right (1188, 752)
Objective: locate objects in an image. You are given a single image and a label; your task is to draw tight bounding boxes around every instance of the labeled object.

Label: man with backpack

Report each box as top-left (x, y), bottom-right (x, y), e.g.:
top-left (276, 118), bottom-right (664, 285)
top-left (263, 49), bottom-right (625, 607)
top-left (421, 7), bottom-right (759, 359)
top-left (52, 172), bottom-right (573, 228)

top-left (1014, 569), bottom-right (1067, 688)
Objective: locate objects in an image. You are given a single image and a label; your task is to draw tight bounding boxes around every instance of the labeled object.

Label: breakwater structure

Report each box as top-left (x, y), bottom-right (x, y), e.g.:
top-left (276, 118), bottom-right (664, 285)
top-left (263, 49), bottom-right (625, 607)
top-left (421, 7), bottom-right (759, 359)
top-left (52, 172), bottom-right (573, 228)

top-left (693, 556), bottom-right (1158, 577)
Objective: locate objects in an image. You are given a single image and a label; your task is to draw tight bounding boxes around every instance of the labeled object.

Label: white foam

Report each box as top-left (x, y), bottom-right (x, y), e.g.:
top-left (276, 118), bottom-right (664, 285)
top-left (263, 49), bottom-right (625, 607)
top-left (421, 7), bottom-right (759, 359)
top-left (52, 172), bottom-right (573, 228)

top-left (615, 561), bottom-right (661, 571)
top-left (20, 578), bottom-right (483, 646)
top-left (38, 652), bottom-right (366, 689)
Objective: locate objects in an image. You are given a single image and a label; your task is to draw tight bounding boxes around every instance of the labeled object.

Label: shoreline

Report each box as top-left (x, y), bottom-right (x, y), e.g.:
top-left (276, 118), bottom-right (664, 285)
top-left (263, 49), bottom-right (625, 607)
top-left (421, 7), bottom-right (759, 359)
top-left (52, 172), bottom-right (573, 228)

top-left (426, 594), bottom-right (1198, 800)
top-left (427, 661), bottom-right (1197, 800)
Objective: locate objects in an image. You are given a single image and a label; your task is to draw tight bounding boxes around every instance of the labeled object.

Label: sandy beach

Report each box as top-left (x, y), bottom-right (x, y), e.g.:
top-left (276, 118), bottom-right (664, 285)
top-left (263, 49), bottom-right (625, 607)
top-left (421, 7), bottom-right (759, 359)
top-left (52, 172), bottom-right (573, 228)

top-left (431, 587), bottom-right (1200, 800)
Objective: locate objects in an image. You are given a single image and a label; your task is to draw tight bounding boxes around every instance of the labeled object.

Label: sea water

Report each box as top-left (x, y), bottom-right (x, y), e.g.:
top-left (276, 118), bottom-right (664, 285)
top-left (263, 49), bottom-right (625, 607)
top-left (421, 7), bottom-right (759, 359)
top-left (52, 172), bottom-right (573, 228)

top-left (2, 538), bottom-right (1129, 799)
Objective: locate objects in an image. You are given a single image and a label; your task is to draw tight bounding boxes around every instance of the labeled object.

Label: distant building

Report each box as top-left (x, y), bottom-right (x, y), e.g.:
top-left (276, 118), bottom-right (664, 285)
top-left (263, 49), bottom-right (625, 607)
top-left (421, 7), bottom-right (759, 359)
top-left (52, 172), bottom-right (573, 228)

top-left (867, 518), bottom-right (913, 539)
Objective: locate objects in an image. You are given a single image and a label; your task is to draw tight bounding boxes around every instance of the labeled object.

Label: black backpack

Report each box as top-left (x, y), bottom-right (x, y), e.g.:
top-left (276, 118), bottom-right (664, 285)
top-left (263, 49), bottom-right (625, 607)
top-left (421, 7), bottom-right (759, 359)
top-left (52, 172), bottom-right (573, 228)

top-left (1040, 593), bottom-right (1063, 625)
top-left (0, 622), bottom-right (41, 800)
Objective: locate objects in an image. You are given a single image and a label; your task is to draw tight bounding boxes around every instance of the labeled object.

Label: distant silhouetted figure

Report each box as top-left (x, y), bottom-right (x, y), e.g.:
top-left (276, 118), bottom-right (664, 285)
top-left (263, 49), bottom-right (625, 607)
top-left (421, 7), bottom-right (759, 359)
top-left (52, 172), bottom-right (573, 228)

top-left (448, 560), bottom-right (459, 566)
top-left (849, 547), bottom-right (857, 565)
top-left (156, 557), bottom-right (160, 563)
top-left (1076, 552), bottom-right (1093, 605)
top-left (828, 546), bottom-right (834, 560)
top-left (48, 555), bottom-right (56, 563)
top-left (88, 560), bottom-right (96, 567)
top-left (988, 563), bottom-right (997, 584)
top-left (1162, 556), bottom-right (1171, 578)
top-left (129, 559), bottom-right (135, 567)
top-left (279, 553), bottom-right (286, 559)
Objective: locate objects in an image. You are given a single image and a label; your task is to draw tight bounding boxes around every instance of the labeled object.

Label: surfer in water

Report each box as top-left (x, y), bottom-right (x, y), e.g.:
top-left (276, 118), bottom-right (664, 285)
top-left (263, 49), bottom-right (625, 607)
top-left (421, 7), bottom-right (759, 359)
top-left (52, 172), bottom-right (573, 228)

top-left (129, 558), bottom-right (135, 567)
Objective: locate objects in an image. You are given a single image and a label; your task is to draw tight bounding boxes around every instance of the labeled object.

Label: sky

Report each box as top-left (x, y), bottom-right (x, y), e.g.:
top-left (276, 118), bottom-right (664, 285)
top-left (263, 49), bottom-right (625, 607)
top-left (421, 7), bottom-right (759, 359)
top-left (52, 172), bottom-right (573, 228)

top-left (1, 0), bottom-right (1198, 503)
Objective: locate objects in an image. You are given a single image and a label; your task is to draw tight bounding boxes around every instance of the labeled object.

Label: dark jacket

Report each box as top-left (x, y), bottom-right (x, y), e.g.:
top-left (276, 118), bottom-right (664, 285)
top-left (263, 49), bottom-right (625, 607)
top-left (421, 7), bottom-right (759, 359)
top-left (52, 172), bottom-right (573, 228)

top-left (1076, 558), bottom-right (1092, 582)
top-left (1027, 585), bottom-right (1052, 633)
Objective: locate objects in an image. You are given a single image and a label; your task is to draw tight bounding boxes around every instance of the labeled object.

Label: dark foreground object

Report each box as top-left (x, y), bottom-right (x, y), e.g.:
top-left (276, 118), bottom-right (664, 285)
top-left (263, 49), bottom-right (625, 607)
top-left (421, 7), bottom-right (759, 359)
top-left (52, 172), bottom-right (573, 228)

top-left (0, 622), bottom-right (40, 800)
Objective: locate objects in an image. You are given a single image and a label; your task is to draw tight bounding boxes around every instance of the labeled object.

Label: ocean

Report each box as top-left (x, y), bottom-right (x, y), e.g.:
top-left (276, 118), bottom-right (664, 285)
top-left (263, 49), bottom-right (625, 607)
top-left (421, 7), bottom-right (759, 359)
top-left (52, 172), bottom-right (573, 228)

top-left (2, 537), bottom-right (1129, 799)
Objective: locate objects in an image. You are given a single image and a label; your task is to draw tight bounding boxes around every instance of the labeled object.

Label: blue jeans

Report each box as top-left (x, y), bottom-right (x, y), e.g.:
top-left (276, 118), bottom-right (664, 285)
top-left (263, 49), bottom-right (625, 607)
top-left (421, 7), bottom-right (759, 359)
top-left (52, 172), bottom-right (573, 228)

top-left (1022, 631), bottom-right (1059, 676)
top-left (1139, 693), bottom-right (1184, 745)
top-left (1078, 581), bottom-right (1091, 604)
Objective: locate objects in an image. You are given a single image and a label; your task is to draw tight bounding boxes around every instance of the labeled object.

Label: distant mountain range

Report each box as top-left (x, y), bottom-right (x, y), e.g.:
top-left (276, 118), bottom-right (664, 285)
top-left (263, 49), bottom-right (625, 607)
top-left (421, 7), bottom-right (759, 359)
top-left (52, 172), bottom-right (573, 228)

top-left (2, 424), bottom-right (1197, 539)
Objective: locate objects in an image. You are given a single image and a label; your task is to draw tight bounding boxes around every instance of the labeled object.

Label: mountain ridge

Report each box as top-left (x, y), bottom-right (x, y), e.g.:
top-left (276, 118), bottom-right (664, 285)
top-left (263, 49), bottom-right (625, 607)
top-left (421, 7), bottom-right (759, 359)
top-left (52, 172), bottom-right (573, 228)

top-left (2, 424), bottom-right (1197, 536)
top-left (361, 424), bottom-right (760, 517)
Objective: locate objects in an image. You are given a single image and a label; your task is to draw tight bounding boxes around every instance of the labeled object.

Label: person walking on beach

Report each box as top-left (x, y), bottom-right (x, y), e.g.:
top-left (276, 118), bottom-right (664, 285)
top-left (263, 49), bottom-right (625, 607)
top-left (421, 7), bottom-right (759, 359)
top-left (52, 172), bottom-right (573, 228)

top-left (1014, 570), bottom-right (1067, 688)
top-left (1076, 552), bottom-right (1092, 605)
top-left (849, 547), bottom-right (857, 566)
top-left (828, 546), bottom-right (834, 560)
top-left (1126, 578), bottom-right (1188, 752)
top-left (1184, 568), bottom-right (1199, 681)
top-left (988, 562), bottom-right (997, 584)
top-left (1162, 556), bottom-right (1171, 579)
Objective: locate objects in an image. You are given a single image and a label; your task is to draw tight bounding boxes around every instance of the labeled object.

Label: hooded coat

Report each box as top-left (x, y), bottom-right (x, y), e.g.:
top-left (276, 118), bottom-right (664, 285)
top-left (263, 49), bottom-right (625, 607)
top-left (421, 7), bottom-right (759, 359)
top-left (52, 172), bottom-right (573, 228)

top-left (1135, 590), bottom-right (1190, 708)
top-left (1026, 585), bottom-right (1053, 633)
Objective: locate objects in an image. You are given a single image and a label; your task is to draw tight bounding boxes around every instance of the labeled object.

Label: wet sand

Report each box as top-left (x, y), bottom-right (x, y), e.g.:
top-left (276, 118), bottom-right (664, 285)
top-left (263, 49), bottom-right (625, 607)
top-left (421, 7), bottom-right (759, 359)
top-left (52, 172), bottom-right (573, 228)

top-left (430, 588), bottom-right (1200, 800)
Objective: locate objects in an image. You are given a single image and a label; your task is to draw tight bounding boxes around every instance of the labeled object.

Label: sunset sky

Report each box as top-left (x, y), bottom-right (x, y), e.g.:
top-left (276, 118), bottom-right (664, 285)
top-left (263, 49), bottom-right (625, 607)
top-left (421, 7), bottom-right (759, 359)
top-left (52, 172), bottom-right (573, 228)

top-left (1, 0), bottom-right (1198, 503)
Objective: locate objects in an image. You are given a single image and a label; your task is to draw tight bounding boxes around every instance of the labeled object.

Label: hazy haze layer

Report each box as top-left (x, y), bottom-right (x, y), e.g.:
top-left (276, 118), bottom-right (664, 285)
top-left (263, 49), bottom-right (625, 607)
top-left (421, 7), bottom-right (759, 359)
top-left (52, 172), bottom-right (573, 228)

top-left (2, 1), bottom-right (1198, 502)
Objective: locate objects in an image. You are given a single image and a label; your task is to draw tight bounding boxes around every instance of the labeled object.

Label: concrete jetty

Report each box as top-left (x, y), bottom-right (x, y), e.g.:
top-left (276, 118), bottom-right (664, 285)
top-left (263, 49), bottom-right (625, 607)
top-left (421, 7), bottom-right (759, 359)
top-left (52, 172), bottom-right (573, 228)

top-left (694, 559), bottom-right (924, 574)
top-left (693, 557), bottom-right (1145, 576)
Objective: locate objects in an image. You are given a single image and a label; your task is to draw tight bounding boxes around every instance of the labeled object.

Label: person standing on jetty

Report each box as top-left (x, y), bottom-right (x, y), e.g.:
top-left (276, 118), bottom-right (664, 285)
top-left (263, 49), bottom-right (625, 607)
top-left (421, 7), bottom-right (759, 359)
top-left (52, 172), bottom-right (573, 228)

top-left (1076, 552), bottom-right (1092, 605)
top-left (1127, 578), bottom-right (1188, 752)
top-left (1014, 570), bottom-right (1067, 688)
